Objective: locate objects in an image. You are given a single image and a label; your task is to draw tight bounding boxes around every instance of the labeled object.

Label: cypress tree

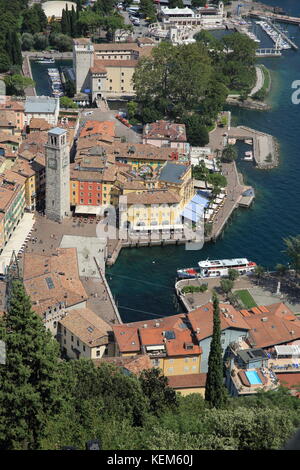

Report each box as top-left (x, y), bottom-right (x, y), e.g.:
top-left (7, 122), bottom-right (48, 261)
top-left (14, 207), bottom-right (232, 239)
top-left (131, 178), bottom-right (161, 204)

top-left (61, 9), bottom-right (68, 35)
top-left (71, 5), bottom-right (77, 37)
top-left (205, 293), bottom-right (227, 408)
top-left (0, 280), bottom-right (61, 449)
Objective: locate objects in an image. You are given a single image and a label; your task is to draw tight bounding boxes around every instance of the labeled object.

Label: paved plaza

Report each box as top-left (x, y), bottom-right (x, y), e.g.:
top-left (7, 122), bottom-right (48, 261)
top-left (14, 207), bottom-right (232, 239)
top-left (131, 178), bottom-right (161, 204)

top-left (60, 235), bottom-right (107, 277)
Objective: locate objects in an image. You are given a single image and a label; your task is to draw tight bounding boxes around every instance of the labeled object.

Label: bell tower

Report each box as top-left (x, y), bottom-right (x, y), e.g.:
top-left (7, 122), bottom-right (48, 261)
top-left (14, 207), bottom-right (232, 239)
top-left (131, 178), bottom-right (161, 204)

top-left (45, 128), bottom-right (70, 222)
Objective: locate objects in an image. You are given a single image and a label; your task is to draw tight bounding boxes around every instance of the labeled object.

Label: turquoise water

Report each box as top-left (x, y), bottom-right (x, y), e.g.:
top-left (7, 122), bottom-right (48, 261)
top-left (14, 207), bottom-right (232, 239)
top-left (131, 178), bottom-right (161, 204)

top-left (107, 0), bottom-right (300, 323)
top-left (246, 370), bottom-right (263, 385)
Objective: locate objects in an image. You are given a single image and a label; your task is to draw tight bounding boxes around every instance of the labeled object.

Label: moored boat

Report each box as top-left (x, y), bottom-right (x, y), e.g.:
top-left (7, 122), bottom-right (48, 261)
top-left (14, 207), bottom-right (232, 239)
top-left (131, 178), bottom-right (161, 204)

top-left (177, 258), bottom-right (257, 279)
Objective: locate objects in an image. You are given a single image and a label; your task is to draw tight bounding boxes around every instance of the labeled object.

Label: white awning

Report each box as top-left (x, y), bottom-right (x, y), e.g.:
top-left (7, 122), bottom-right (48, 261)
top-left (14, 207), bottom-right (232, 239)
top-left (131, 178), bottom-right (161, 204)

top-left (275, 345), bottom-right (300, 357)
top-left (132, 224), bottom-right (184, 231)
top-left (75, 205), bottom-right (101, 215)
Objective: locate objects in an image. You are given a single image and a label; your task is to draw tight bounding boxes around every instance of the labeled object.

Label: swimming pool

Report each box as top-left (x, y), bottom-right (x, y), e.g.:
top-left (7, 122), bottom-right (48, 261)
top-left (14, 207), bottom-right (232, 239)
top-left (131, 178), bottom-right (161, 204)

top-left (245, 370), bottom-right (262, 385)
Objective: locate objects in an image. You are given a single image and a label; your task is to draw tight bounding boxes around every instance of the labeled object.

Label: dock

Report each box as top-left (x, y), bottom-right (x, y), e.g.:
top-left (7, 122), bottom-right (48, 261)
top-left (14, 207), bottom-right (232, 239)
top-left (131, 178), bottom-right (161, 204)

top-left (264, 19), bottom-right (298, 51)
top-left (249, 10), bottom-right (300, 26)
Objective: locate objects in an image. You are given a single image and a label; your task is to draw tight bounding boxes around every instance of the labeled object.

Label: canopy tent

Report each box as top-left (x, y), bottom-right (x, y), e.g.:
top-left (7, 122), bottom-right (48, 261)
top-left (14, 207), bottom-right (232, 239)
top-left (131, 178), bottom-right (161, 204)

top-left (75, 205), bottom-right (101, 216)
top-left (274, 345), bottom-right (300, 357)
top-left (180, 192), bottom-right (209, 223)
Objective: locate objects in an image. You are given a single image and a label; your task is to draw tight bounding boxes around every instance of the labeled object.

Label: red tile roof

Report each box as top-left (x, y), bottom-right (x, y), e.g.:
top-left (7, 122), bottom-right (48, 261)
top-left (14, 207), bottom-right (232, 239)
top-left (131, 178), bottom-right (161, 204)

top-left (188, 302), bottom-right (250, 341)
top-left (167, 373), bottom-right (207, 389)
top-left (143, 120), bottom-right (187, 142)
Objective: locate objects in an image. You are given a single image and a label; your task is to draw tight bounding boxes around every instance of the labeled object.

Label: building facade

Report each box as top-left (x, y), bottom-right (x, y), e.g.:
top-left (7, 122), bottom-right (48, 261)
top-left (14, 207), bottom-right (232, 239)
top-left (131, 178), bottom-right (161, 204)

top-left (45, 128), bottom-right (70, 222)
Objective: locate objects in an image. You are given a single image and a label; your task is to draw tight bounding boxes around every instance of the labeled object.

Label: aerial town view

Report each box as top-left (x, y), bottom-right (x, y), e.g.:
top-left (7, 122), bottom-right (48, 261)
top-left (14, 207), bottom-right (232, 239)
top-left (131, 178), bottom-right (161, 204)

top-left (0, 0), bottom-right (300, 454)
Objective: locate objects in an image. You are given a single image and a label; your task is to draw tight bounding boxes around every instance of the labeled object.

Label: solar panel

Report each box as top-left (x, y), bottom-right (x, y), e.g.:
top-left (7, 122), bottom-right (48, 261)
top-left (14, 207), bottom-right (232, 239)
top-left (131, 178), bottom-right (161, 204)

top-left (45, 277), bottom-right (55, 289)
top-left (165, 330), bottom-right (176, 340)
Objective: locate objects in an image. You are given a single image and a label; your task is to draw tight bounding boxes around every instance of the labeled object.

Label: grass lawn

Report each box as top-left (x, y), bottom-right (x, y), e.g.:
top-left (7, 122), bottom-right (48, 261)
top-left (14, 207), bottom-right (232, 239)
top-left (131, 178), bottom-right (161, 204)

top-left (234, 289), bottom-right (257, 309)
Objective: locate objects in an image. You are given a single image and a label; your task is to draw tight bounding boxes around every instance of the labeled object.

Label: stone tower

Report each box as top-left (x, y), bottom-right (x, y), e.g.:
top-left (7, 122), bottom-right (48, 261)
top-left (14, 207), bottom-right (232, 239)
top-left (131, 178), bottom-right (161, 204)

top-left (45, 128), bottom-right (70, 222)
top-left (73, 39), bottom-right (94, 94)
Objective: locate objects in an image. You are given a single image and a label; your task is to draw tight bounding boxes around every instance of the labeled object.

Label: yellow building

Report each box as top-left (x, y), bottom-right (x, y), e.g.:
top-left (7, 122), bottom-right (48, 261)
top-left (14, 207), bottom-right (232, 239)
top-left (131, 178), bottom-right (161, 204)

top-left (119, 190), bottom-right (181, 231)
top-left (113, 313), bottom-right (204, 395)
top-left (157, 162), bottom-right (194, 209)
top-left (10, 160), bottom-right (37, 211)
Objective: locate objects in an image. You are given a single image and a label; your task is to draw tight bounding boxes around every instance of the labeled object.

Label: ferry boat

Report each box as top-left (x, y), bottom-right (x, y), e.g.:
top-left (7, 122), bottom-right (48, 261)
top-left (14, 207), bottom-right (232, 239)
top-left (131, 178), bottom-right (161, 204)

top-left (36, 57), bottom-right (55, 64)
top-left (177, 258), bottom-right (257, 279)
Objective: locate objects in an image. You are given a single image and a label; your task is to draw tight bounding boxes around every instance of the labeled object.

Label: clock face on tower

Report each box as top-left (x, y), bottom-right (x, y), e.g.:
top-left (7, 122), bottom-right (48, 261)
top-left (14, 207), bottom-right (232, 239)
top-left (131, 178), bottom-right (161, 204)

top-left (48, 157), bottom-right (57, 169)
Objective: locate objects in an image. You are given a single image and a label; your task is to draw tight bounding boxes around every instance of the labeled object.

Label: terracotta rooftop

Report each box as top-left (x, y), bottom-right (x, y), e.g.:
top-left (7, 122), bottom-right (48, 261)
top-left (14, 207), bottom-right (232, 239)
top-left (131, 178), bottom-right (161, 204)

top-left (59, 308), bottom-right (111, 347)
top-left (29, 118), bottom-right (51, 131)
top-left (93, 354), bottom-right (153, 375)
top-left (10, 159), bottom-right (35, 178)
top-left (188, 302), bottom-right (250, 342)
top-left (113, 313), bottom-right (201, 357)
top-left (124, 190), bottom-right (180, 205)
top-left (80, 120), bottom-right (115, 139)
top-left (23, 248), bottom-right (88, 317)
top-left (143, 120), bottom-right (187, 142)
top-left (0, 99), bottom-right (24, 112)
top-left (0, 110), bottom-right (17, 128)
top-left (167, 373), bottom-right (207, 389)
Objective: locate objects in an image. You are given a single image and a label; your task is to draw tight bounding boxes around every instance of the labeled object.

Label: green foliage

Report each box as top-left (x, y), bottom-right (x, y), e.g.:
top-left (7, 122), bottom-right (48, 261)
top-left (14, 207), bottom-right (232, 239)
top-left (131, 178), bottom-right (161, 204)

top-left (228, 268), bottom-right (239, 281)
top-left (254, 265), bottom-right (265, 278)
top-left (234, 289), bottom-right (257, 309)
top-left (283, 235), bottom-right (300, 273)
top-left (221, 144), bottom-right (237, 162)
top-left (220, 278), bottom-right (234, 295)
top-left (139, 0), bottom-right (157, 21)
top-left (205, 293), bottom-right (228, 408)
top-left (49, 34), bottom-right (73, 52)
top-left (0, 281), bottom-right (61, 449)
top-left (169, 0), bottom-right (184, 7)
top-left (181, 284), bottom-right (208, 294)
top-left (21, 32), bottom-right (34, 51)
top-left (33, 33), bottom-right (49, 51)
top-left (276, 263), bottom-right (288, 276)
top-left (60, 96), bottom-right (78, 109)
top-left (139, 368), bottom-right (178, 416)
top-left (183, 114), bottom-right (209, 146)
top-left (64, 79), bottom-right (76, 98)
top-left (4, 74), bottom-right (35, 96)
top-left (0, 53), bottom-right (11, 73)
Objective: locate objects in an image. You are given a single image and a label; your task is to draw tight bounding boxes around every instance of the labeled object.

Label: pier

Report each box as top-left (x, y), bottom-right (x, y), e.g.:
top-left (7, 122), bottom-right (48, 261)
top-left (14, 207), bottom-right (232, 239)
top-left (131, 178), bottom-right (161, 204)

top-left (249, 10), bottom-right (300, 26)
top-left (264, 19), bottom-right (298, 51)
top-left (256, 48), bottom-right (281, 57)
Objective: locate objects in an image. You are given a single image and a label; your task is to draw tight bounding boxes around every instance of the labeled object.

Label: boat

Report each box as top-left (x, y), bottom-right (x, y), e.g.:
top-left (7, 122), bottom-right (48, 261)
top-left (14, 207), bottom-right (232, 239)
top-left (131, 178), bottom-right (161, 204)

top-left (36, 57), bottom-right (55, 64)
top-left (177, 258), bottom-right (257, 279)
top-left (244, 151), bottom-right (253, 160)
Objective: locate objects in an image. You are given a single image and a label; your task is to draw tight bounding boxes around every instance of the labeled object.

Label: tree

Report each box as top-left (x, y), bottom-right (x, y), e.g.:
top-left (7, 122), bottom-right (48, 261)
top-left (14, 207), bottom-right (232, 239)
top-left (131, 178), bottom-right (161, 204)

top-left (139, 368), bottom-right (178, 416)
top-left (21, 33), bottom-right (34, 51)
top-left (169, 0), bottom-right (184, 7)
top-left (254, 265), bottom-right (265, 284)
top-left (139, 0), bottom-right (157, 21)
top-left (205, 293), bottom-right (227, 408)
top-left (0, 53), bottom-right (11, 73)
top-left (276, 263), bottom-right (288, 277)
top-left (183, 114), bottom-right (209, 146)
top-left (64, 79), bottom-right (76, 98)
top-left (0, 281), bottom-right (61, 449)
top-left (4, 74), bottom-right (35, 96)
top-left (220, 278), bottom-right (234, 297)
top-left (60, 96), bottom-right (78, 109)
top-left (133, 42), bottom-right (212, 122)
top-left (221, 144), bottom-right (237, 163)
top-left (283, 235), bottom-right (300, 274)
top-left (127, 100), bottom-right (138, 119)
top-left (192, 0), bottom-right (207, 6)
top-left (33, 33), bottom-right (48, 51)
top-left (228, 268), bottom-right (239, 282)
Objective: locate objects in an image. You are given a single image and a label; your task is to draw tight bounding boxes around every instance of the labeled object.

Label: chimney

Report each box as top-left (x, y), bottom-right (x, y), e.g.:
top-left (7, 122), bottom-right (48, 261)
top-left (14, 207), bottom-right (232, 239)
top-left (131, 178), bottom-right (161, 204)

top-left (261, 317), bottom-right (268, 322)
top-left (143, 324), bottom-right (148, 328)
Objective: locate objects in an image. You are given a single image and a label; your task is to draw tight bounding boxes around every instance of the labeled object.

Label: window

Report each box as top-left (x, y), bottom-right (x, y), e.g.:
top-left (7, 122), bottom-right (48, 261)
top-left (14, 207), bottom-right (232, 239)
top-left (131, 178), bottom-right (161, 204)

top-left (89, 199), bottom-right (92, 204)
top-left (97, 199), bottom-right (101, 204)
top-left (83, 345), bottom-right (86, 352)
top-left (121, 87), bottom-right (124, 91)
top-left (77, 339), bottom-right (79, 347)
top-left (64, 339), bottom-right (66, 345)
top-left (192, 357), bottom-right (197, 362)
top-left (169, 359), bottom-right (174, 364)
top-left (121, 72), bottom-right (124, 76)
top-left (88, 192), bottom-right (92, 197)
top-left (121, 79), bottom-right (124, 83)
top-left (80, 192), bottom-right (83, 196)
top-left (184, 366), bottom-right (189, 372)
top-left (167, 367), bottom-right (174, 373)
top-left (184, 358), bottom-right (189, 363)
top-left (64, 328), bottom-right (66, 336)
top-left (71, 335), bottom-right (74, 342)
top-left (96, 350), bottom-right (101, 357)
top-left (152, 358), bottom-right (159, 366)
top-left (80, 199), bottom-right (84, 204)
top-left (192, 366), bottom-right (196, 371)
top-left (53, 321), bottom-right (57, 328)
top-left (72, 191), bottom-right (75, 196)
top-left (110, 79), bottom-right (112, 83)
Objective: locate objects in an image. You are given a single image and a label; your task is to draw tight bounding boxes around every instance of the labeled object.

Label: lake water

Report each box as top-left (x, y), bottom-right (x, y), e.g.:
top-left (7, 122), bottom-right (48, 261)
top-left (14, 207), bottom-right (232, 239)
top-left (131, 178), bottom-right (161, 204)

top-left (107, 0), bottom-right (300, 323)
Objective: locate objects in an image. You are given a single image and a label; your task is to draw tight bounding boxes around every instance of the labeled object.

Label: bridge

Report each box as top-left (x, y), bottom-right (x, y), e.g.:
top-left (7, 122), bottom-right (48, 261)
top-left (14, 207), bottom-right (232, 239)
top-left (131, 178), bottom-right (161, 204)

top-left (256, 48), bottom-right (282, 57)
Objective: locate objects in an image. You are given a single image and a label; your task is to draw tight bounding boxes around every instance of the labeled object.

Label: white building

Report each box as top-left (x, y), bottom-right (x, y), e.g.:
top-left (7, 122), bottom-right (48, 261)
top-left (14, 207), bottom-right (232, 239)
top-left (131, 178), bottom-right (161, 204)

top-left (25, 96), bottom-right (60, 126)
top-left (42, 1), bottom-right (77, 21)
top-left (160, 2), bottom-right (224, 27)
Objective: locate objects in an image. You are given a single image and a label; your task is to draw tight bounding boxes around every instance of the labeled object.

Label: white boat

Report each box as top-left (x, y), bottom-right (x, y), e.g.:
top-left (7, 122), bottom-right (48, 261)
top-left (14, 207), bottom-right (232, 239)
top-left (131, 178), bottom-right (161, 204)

top-left (177, 258), bottom-right (257, 279)
top-left (37, 57), bottom-right (55, 64)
